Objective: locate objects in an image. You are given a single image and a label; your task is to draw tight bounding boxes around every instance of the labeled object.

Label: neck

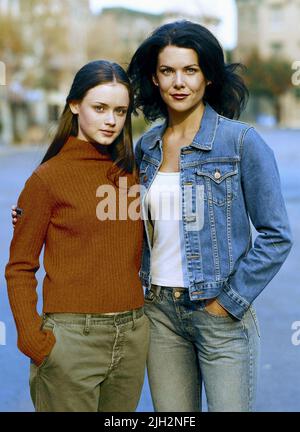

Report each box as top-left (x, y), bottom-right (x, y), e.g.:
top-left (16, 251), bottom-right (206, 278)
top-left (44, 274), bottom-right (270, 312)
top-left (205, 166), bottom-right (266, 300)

top-left (167, 102), bottom-right (205, 137)
top-left (58, 135), bottom-right (112, 161)
top-left (75, 133), bottom-right (111, 156)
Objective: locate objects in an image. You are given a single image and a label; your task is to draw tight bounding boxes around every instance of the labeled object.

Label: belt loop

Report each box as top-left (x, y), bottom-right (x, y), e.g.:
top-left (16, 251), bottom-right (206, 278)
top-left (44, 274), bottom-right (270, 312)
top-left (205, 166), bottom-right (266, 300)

top-left (132, 309), bottom-right (136, 330)
top-left (84, 314), bottom-right (91, 335)
top-left (152, 284), bottom-right (161, 298)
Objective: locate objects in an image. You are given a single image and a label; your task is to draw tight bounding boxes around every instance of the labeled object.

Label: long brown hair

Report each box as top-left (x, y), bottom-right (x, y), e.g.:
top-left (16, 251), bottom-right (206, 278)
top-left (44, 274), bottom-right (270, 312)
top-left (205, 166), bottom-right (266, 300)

top-left (41, 60), bottom-right (137, 184)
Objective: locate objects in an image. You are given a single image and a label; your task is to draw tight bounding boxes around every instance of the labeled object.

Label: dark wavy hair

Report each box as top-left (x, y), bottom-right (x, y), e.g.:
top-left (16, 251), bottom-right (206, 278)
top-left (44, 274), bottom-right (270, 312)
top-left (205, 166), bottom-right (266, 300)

top-left (127, 20), bottom-right (249, 121)
top-left (41, 60), bottom-right (136, 183)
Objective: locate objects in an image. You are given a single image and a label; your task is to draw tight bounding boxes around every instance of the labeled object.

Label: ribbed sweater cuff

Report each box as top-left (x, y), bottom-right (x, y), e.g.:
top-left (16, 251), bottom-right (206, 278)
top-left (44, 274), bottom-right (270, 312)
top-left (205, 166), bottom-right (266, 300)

top-left (17, 328), bottom-right (56, 366)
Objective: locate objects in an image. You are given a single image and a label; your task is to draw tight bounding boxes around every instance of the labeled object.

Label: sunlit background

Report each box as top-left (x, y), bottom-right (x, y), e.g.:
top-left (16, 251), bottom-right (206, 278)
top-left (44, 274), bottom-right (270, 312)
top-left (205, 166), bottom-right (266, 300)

top-left (0, 0), bottom-right (300, 145)
top-left (0, 0), bottom-right (300, 412)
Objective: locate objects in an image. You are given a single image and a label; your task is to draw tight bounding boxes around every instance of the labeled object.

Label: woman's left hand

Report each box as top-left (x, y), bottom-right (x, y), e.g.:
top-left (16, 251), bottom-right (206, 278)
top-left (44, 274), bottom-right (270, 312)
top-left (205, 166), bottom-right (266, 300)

top-left (205, 299), bottom-right (230, 317)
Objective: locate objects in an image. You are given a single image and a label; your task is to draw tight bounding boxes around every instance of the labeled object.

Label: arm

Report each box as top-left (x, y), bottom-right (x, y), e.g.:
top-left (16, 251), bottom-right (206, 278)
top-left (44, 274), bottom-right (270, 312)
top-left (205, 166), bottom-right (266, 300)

top-left (5, 172), bottom-right (56, 365)
top-left (216, 127), bottom-right (293, 319)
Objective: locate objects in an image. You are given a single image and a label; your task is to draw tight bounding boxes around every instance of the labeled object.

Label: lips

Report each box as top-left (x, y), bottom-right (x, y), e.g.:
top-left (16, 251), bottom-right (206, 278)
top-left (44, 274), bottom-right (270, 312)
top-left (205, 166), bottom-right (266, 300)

top-left (100, 130), bottom-right (115, 136)
top-left (171, 93), bottom-right (190, 100)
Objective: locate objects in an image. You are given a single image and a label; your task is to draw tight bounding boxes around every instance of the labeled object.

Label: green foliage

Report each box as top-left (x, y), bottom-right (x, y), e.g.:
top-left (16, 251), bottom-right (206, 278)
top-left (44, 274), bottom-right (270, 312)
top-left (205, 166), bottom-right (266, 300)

top-left (0, 16), bottom-right (24, 55)
top-left (244, 50), bottom-right (293, 98)
top-left (132, 114), bottom-right (149, 139)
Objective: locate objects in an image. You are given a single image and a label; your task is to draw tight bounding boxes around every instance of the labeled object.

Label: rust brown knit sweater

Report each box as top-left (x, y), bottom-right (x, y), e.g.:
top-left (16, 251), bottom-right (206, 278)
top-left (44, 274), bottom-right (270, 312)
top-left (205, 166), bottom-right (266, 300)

top-left (5, 136), bottom-right (144, 365)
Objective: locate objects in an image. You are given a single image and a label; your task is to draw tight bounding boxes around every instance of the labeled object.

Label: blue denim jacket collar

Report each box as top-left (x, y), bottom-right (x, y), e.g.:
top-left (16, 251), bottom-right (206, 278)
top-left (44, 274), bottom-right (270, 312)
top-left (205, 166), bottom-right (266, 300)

top-left (147, 103), bottom-right (218, 151)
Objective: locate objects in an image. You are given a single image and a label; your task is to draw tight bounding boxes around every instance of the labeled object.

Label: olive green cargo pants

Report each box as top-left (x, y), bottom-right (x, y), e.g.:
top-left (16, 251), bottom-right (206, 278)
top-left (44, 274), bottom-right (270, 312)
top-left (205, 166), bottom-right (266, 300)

top-left (29, 308), bottom-right (149, 412)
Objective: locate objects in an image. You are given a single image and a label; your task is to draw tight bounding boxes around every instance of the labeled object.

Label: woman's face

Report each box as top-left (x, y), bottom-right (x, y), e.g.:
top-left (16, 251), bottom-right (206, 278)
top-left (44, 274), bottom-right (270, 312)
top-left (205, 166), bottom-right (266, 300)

top-left (70, 82), bottom-right (129, 145)
top-left (154, 45), bottom-right (210, 115)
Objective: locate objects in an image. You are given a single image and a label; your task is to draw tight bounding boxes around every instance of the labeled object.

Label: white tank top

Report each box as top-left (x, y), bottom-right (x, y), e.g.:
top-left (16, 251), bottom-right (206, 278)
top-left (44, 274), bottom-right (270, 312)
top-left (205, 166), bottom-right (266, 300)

top-left (144, 171), bottom-right (189, 288)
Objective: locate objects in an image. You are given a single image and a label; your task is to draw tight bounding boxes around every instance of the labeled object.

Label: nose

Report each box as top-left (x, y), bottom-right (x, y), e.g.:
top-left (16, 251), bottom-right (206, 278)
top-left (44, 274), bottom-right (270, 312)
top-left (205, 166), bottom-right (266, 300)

top-left (104, 111), bottom-right (116, 126)
top-left (173, 71), bottom-right (185, 89)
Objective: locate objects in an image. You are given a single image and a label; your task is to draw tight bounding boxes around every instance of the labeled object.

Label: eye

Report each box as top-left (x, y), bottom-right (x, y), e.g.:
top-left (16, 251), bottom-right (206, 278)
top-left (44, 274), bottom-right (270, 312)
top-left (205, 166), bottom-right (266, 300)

top-left (94, 105), bottom-right (105, 113)
top-left (160, 68), bottom-right (173, 76)
top-left (115, 108), bottom-right (128, 116)
top-left (185, 68), bottom-right (198, 74)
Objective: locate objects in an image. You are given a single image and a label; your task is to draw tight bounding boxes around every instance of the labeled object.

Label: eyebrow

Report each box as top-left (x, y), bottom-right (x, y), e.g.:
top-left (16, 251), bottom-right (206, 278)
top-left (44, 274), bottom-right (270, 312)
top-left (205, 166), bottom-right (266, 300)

top-left (159, 64), bottom-right (199, 69)
top-left (92, 102), bottom-right (128, 108)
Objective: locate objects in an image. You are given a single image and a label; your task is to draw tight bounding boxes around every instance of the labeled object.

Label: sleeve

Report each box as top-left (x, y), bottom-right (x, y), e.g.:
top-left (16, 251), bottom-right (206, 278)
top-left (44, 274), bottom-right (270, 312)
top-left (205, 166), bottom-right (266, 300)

top-left (5, 172), bottom-right (56, 365)
top-left (216, 127), bottom-right (293, 319)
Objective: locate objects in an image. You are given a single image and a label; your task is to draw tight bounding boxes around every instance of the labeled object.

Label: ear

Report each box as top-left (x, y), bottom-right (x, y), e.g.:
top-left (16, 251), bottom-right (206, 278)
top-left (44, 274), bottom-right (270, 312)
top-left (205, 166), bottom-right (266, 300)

top-left (152, 74), bottom-right (159, 87)
top-left (69, 101), bottom-right (80, 115)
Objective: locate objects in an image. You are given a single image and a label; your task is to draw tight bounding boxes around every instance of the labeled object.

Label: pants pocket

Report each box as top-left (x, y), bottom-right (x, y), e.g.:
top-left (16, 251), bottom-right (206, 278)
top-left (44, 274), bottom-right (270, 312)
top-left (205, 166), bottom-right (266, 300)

top-left (144, 288), bottom-right (156, 304)
top-left (144, 285), bottom-right (163, 305)
top-left (37, 318), bottom-right (58, 369)
top-left (202, 304), bottom-right (239, 322)
top-left (249, 305), bottom-right (261, 338)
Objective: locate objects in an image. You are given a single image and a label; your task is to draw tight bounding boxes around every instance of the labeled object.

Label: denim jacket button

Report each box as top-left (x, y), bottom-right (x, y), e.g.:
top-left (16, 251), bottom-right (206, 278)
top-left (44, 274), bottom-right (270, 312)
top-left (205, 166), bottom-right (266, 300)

top-left (143, 175), bottom-right (148, 182)
top-left (214, 170), bottom-right (221, 180)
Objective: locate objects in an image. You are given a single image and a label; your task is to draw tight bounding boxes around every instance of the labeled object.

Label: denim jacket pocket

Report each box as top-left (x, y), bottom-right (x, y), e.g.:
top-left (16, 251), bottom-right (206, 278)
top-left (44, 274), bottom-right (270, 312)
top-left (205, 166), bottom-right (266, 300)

top-left (196, 160), bottom-right (238, 206)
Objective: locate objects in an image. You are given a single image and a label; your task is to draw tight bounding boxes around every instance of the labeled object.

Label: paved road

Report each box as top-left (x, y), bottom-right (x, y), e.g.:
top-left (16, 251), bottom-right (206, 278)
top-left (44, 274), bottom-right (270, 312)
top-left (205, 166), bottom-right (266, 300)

top-left (0, 129), bottom-right (299, 411)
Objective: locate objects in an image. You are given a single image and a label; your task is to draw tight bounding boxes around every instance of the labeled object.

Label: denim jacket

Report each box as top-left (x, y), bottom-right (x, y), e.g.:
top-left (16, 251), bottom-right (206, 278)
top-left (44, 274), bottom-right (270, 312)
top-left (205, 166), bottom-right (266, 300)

top-left (135, 103), bottom-right (293, 319)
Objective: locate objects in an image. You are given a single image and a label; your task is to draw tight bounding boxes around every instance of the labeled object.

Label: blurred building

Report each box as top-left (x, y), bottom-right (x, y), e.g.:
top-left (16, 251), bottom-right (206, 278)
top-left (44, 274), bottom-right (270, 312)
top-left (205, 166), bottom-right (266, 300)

top-left (87, 7), bottom-right (163, 65)
top-left (235, 0), bottom-right (300, 127)
top-left (89, 7), bottom-right (221, 65)
top-left (0, 3), bottom-right (222, 145)
top-left (0, 0), bottom-right (91, 145)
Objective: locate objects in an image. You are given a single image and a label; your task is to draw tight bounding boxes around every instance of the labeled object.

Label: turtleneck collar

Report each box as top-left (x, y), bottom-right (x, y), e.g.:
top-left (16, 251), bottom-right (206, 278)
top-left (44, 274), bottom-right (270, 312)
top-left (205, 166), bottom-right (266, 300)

top-left (59, 136), bottom-right (112, 161)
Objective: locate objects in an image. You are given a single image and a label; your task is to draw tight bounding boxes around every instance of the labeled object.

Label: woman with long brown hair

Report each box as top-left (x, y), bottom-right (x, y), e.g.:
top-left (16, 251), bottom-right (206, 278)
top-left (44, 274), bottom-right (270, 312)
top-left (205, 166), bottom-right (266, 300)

top-left (6, 60), bottom-right (149, 412)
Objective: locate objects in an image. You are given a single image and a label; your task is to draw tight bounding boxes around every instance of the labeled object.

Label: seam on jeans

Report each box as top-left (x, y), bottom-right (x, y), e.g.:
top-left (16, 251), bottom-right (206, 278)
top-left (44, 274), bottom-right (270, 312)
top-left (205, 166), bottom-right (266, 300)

top-left (248, 332), bottom-right (254, 411)
top-left (249, 307), bottom-right (261, 338)
top-left (34, 318), bottom-right (55, 412)
top-left (242, 315), bottom-right (253, 411)
top-left (36, 368), bottom-right (41, 411)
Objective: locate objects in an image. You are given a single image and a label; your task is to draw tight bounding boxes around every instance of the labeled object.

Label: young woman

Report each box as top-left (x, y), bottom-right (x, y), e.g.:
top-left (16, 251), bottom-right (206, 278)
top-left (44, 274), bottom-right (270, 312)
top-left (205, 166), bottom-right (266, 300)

top-left (6, 60), bottom-right (149, 412)
top-left (127, 20), bottom-right (293, 411)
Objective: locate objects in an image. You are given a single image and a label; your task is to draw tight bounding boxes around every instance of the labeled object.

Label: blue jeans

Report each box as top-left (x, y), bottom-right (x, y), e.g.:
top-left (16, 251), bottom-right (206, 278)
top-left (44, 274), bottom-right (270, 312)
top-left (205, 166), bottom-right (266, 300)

top-left (144, 285), bottom-right (260, 412)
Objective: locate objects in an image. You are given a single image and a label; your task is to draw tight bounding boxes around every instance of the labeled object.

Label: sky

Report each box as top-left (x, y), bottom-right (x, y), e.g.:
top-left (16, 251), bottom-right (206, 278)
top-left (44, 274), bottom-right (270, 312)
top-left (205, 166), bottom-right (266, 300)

top-left (89, 0), bottom-right (237, 49)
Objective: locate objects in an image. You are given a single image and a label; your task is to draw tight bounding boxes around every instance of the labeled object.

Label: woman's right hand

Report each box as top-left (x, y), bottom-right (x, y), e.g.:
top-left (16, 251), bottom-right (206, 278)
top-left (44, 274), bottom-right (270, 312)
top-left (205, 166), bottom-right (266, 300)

top-left (11, 205), bottom-right (18, 227)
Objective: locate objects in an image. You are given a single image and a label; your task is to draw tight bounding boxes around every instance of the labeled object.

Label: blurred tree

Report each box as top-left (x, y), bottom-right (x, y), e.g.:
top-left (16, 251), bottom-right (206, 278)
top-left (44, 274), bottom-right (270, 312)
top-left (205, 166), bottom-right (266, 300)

top-left (225, 50), bottom-right (234, 63)
top-left (0, 15), bottom-right (23, 54)
top-left (0, 14), bottom-right (26, 74)
top-left (244, 50), bottom-right (293, 124)
top-left (19, 0), bottom-right (71, 90)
